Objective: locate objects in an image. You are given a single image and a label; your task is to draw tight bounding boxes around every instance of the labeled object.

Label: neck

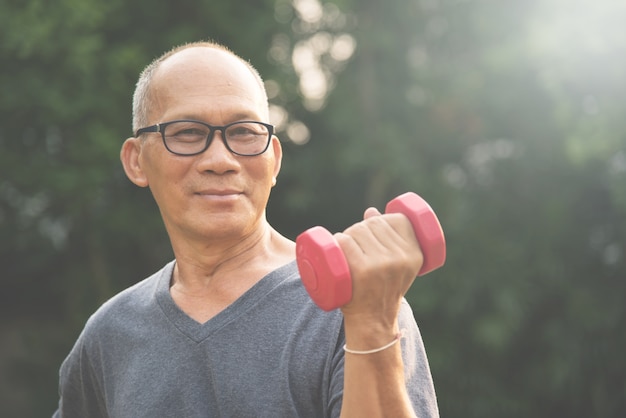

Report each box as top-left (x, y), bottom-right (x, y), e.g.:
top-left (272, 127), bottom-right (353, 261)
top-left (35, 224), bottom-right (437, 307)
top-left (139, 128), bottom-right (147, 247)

top-left (167, 222), bottom-right (295, 323)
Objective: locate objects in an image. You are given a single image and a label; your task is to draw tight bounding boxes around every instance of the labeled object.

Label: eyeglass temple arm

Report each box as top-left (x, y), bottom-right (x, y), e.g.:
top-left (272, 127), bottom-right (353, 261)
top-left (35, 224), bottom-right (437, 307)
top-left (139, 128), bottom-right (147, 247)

top-left (135, 124), bottom-right (161, 137)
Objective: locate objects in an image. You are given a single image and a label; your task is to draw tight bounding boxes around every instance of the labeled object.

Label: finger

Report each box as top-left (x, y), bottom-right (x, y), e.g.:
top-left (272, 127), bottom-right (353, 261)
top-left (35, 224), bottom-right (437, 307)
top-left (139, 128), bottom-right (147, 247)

top-left (349, 213), bottom-right (416, 255)
top-left (363, 206), bottom-right (382, 220)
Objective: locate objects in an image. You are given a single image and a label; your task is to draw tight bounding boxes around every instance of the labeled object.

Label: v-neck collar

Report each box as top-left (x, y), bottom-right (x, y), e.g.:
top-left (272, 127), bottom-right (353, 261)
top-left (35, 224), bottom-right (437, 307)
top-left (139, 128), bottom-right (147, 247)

top-left (154, 260), bottom-right (298, 343)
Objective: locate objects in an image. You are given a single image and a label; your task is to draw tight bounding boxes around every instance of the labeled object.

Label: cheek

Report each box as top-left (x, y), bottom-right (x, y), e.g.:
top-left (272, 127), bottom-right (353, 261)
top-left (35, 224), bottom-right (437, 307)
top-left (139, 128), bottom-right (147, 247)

top-left (245, 161), bottom-right (276, 202)
top-left (256, 158), bottom-right (279, 188)
top-left (141, 148), bottom-right (188, 202)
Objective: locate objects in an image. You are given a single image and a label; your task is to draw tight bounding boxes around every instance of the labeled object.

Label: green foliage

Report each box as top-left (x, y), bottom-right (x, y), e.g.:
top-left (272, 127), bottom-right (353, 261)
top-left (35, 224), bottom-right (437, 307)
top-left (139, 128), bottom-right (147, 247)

top-left (1, 0), bottom-right (625, 417)
top-left (272, 1), bottom-right (626, 416)
top-left (0, 1), bottom-right (281, 415)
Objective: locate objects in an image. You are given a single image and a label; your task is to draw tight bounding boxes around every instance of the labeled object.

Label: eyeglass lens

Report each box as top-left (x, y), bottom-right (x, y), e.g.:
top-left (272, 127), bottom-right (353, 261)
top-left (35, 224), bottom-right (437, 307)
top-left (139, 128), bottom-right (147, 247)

top-left (163, 121), bottom-right (270, 156)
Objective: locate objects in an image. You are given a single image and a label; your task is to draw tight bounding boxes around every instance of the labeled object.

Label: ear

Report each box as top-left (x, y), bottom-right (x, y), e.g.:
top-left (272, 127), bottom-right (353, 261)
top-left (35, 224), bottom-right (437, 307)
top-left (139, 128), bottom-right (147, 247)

top-left (270, 135), bottom-right (283, 187)
top-left (120, 137), bottom-right (149, 187)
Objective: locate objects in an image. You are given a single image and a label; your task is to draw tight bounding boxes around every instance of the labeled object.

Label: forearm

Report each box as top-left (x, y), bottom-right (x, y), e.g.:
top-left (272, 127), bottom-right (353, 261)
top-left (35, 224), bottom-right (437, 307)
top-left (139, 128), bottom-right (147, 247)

top-left (339, 319), bottom-right (416, 418)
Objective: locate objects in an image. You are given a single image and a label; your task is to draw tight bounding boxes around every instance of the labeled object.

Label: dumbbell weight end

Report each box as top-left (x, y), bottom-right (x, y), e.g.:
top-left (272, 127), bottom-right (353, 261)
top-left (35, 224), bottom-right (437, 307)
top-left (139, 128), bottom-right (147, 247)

top-left (296, 226), bottom-right (353, 311)
top-left (385, 192), bottom-right (446, 276)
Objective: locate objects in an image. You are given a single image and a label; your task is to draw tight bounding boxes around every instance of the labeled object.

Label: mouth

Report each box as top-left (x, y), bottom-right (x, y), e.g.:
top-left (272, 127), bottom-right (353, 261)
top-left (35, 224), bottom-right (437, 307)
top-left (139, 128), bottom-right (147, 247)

top-left (194, 189), bottom-right (243, 200)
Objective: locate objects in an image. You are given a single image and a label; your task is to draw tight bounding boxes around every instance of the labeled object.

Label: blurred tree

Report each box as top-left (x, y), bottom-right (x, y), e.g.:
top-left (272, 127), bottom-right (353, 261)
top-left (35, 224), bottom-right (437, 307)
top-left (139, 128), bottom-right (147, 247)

top-left (269, 0), bottom-right (626, 417)
top-left (0, 0), bottom-right (283, 416)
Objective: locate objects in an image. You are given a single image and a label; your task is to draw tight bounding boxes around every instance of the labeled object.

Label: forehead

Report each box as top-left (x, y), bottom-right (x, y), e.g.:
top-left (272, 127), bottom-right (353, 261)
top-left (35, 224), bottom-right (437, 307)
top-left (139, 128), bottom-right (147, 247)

top-left (149, 47), bottom-right (266, 120)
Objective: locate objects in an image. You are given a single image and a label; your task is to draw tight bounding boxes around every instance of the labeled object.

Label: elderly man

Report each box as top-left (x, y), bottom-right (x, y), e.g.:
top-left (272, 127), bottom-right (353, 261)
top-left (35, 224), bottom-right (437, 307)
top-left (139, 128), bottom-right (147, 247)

top-left (54, 41), bottom-right (439, 418)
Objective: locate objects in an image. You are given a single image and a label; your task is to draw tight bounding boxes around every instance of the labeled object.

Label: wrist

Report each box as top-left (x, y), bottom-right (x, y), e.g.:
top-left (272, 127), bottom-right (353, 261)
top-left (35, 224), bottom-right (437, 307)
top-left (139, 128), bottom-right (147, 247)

top-left (344, 329), bottom-right (405, 355)
top-left (342, 314), bottom-right (401, 350)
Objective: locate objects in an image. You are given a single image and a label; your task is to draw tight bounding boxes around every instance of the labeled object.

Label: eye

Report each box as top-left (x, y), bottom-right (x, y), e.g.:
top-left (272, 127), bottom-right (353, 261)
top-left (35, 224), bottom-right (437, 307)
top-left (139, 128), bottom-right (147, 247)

top-left (229, 126), bottom-right (255, 137)
top-left (166, 122), bottom-right (209, 142)
top-left (227, 122), bottom-right (267, 139)
top-left (177, 128), bottom-right (206, 136)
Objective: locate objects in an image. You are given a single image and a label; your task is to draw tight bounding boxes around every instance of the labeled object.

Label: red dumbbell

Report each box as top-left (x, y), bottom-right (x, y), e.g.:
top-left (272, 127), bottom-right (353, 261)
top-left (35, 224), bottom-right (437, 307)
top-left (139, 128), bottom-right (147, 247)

top-left (295, 192), bottom-right (446, 311)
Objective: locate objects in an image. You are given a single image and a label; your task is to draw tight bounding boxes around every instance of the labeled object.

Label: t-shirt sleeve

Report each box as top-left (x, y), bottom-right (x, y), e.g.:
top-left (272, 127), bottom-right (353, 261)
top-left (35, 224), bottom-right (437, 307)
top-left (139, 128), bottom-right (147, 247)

top-left (399, 299), bottom-right (440, 417)
top-left (327, 326), bottom-right (346, 418)
top-left (53, 325), bottom-right (107, 418)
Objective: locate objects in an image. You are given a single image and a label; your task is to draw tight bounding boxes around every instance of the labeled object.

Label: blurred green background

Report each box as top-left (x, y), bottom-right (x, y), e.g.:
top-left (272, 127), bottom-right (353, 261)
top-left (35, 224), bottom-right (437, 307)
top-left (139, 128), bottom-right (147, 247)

top-left (1, 0), bottom-right (625, 416)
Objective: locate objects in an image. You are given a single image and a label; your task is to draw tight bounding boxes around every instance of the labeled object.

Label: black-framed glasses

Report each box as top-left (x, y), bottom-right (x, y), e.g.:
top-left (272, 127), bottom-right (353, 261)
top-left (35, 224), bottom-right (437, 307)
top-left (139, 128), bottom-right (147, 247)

top-left (135, 120), bottom-right (274, 156)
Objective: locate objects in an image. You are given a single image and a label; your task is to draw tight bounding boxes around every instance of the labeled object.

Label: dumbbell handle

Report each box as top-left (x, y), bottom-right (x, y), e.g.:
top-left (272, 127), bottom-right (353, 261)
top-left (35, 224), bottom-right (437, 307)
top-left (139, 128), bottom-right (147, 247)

top-left (296, 192), bottom-right (446, 311)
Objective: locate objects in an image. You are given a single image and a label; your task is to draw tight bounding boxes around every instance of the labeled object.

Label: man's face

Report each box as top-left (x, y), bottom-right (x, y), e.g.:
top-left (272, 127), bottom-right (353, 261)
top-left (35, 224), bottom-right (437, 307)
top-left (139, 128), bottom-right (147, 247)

top-left (129, 47), bottom-right (282, 245)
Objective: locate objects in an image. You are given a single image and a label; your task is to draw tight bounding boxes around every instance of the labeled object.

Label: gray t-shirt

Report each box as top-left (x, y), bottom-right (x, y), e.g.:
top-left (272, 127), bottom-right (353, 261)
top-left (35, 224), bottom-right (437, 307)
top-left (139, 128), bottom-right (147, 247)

top-left (54, 261), bottom-right (438, 417)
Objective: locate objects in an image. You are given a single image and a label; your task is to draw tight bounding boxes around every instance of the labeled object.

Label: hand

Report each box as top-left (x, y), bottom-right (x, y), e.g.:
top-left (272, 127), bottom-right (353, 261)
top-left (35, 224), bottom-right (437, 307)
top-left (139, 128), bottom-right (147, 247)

top-left (334, 207), bottom-right (424, 326)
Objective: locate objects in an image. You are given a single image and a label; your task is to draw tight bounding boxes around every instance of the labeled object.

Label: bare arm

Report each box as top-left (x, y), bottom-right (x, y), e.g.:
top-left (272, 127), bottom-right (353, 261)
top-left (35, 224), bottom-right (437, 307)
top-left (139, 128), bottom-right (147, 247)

top-left (336, 208), bottom-right (426, 418)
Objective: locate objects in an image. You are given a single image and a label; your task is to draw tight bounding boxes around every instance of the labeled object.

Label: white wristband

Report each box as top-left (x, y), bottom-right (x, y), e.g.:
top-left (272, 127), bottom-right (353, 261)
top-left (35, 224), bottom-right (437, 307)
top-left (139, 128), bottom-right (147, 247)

top-left (343, 329), bottom-right (405, 355)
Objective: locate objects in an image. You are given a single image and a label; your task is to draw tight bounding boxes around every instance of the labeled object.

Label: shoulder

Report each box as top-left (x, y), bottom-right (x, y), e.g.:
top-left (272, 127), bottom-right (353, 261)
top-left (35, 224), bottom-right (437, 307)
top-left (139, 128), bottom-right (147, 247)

top-left (80, 261), bottom-right (173, 339)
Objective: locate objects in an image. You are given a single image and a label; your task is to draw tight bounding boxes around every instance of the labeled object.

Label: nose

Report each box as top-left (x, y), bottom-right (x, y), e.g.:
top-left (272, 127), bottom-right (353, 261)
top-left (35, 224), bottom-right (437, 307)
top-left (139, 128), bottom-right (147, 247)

top-left (195, 129), bottom-right (240, 174)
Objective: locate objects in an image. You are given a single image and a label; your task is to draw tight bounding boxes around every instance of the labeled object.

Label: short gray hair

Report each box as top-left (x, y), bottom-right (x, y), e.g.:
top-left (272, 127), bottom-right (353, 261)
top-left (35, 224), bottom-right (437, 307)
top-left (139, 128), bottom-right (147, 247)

top-left (132, 41), bottom-right (268, 133)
